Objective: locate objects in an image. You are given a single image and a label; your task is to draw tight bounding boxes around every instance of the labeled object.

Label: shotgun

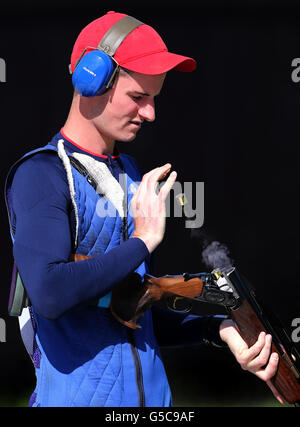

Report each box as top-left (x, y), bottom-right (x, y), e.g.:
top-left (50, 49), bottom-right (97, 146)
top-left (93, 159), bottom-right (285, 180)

top-left (108, 264), bottom-right (300, 406)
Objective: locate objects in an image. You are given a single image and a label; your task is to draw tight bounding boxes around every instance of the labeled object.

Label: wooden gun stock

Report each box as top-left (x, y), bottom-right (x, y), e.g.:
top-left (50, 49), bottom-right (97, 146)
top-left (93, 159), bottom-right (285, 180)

top-left (230, 299), bottom-right (300, 404)
top-left (110, 274), bottom-right (204, 330)
top-left (71, 253), bottom-right (203, 329)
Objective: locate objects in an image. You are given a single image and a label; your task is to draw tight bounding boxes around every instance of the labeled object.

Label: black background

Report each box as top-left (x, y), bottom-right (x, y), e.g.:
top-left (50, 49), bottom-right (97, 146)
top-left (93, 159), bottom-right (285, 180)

top-left (0, 0), bottom-right (299, 406)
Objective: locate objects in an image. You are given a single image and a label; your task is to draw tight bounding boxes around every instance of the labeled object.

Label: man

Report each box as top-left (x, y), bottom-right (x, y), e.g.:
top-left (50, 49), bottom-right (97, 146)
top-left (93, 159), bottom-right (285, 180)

top-left (5, 11), bottom-right (281, 407)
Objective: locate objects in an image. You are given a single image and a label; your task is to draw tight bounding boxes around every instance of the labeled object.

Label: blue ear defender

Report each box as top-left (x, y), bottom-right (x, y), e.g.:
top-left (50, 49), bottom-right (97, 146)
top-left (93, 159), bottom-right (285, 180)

top-left (72, 49), bottom-right (118, 97)
top-left (70, 15), bottom-right (144, 97)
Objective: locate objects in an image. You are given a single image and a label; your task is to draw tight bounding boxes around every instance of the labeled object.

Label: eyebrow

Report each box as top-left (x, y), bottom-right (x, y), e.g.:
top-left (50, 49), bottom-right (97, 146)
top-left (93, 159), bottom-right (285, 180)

top-left (132, 90), bottom-right (161, 97)
top-left (133, 91), bottom-right (150, 96)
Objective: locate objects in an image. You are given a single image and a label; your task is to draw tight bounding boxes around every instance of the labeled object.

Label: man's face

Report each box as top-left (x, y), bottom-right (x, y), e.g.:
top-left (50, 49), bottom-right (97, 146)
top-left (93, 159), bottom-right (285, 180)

top-left (84, 70), bottom-right (166, 144)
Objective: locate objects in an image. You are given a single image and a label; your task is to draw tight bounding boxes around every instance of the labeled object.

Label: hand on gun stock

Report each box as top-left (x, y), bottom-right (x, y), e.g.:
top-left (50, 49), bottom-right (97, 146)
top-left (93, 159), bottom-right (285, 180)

top-left (219, 318), bottom-right (284, 404)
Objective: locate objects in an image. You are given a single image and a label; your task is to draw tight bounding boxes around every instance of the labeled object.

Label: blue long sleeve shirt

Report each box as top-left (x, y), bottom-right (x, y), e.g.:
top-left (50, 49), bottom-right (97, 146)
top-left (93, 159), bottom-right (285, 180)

top-left (10, 130), bottom-right (225, 347)
top-left (11, 131), bottom-right (149, 320)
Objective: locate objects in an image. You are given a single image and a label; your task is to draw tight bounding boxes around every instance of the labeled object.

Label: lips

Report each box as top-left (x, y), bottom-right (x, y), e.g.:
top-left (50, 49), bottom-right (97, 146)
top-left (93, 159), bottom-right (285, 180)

top-left (129, 120), bottom-right (142, 128)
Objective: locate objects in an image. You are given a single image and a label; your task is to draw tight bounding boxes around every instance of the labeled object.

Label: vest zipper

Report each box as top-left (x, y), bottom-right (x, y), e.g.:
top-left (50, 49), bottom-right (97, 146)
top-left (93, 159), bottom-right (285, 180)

top-left (127, 329), bottom-right (145, 407)
top-left (117, 158), bottom-right (144, 405)
top-left (122, 217), bottom-right (128, 241)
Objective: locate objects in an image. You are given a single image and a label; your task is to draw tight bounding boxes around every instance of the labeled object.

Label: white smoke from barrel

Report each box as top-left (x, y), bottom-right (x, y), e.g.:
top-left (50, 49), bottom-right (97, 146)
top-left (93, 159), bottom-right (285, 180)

top-left (201, 241), bottom-right (234, 270)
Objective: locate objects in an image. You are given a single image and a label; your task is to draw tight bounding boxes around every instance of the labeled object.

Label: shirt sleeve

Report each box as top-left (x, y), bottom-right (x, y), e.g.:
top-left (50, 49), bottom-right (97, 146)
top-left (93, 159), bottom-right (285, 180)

top-left (151, 305), bottom-right (228, 348)
top-left (11, 152), bottom-right (149, 320)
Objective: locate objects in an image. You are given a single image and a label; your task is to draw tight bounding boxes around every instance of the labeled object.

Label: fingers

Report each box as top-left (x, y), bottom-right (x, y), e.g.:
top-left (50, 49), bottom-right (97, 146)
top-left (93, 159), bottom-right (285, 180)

top-left (224, 326), bottom-right (284, 404)
top-left (239, 332), bottom-right (271, 371)
top-left (130, 164), bottom-right (177, 253)
top-left (256, 351), bottom-right (279, 380)
top-left (144, 163), bottom-right (172, 185)
top-left (237, 332), bottom-right (279, 382)
top-left (159, 170), bottom-right (177, 202)
top-left (246, 337), bottom-right (285, 404)
top-left (145, 163), bottom-right (172, 195)
top-left (132, 164), bottom-right (176, 214)
top-left (253, 349), bottom-right (279, 382)
top-left (227, 328), bottom-right (279, 377)
top-left (132, 164), bottom-right (172, 201)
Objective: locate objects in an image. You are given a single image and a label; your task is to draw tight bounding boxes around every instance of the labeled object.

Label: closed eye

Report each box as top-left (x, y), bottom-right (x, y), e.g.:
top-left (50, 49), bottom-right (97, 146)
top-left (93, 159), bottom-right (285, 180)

top-left (131, 95), bottom-right (143, 101)
top-left (129, 90), bottom-right (150, 101)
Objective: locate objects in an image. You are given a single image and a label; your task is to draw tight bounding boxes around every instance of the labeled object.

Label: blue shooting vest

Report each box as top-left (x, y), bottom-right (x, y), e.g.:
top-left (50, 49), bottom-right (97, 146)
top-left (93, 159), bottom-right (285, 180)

top-left (5, 138), bottom-right (172, 407)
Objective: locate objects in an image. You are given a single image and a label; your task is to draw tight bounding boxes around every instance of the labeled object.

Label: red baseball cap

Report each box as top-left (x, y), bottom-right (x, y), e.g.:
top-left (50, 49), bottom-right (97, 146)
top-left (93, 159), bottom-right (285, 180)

top-left (70, 11), bottom-right (197, 75)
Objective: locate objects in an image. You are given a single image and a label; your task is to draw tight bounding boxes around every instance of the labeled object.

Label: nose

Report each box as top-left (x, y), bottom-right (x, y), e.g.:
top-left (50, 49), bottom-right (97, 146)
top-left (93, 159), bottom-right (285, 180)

top-left (138, 98), bottom-right (155, 122)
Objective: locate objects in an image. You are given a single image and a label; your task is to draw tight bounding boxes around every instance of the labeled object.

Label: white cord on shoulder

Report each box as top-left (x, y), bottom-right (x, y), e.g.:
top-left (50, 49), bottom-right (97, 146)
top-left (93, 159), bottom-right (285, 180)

top-left (57, 139), bottom-right (79, 248)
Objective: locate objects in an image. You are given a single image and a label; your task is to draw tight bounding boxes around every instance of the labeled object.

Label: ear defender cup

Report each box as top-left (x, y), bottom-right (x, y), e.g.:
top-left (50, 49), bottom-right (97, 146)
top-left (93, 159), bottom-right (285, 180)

top-left (71, 15), bottom-right (144, 96)
top-left (72, 50), bottom-right (115, 97)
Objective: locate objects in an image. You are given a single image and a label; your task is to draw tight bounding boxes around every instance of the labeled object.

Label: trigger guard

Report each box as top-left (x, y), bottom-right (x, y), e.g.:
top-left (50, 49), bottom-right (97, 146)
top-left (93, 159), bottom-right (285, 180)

top-left (165, 296), bottom-right (193, 313)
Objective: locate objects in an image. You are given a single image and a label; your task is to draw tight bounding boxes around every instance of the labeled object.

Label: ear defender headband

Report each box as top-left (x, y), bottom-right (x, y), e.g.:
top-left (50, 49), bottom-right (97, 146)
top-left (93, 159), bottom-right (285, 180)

top-left (71, 16), bottom-right (144, 97)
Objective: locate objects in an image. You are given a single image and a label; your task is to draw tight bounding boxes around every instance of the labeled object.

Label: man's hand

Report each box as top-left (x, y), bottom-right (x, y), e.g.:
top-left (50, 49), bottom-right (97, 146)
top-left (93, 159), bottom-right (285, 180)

top-left (219, 318), bottom-right (285, 404)
top-left (131, 164), bottom-right (177, 253)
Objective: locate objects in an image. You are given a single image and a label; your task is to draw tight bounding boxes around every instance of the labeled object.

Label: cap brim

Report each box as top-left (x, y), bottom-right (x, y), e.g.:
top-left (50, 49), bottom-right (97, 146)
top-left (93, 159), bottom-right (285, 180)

top-left (119, 51), bottom-right (196, 75)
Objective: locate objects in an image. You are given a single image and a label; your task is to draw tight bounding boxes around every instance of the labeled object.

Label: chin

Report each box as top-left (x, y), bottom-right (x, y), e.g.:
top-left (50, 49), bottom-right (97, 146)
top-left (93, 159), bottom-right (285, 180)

top-left (118, 133), bottom-right (138, 143)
